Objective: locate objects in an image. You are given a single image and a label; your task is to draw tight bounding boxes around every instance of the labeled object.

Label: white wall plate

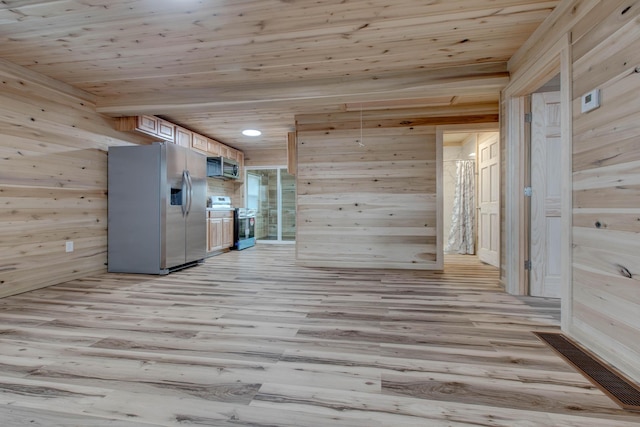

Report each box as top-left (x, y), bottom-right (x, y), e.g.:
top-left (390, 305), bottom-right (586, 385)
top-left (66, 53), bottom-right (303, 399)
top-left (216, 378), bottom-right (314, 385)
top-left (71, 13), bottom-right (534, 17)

top-left (581, 89), bottom-right (600, 113)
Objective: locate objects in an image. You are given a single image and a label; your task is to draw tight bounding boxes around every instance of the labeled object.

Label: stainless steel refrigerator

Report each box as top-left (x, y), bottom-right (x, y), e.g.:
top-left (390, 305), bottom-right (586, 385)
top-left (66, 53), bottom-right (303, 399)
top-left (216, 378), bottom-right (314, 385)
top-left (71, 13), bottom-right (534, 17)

top-left (108, 142), bottom-right (207, 274)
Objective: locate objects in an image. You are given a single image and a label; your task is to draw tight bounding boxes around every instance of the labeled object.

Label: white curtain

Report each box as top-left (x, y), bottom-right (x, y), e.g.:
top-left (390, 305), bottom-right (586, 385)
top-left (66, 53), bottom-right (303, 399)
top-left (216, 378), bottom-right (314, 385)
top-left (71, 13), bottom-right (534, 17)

top-left (445, 160), bottom-right (475, 254)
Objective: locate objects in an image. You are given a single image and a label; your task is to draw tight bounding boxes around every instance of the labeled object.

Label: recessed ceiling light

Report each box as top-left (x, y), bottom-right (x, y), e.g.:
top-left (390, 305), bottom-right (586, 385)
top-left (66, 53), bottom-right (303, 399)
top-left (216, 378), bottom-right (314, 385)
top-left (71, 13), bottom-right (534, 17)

top-left (242, 129), bottom-right (261, 137)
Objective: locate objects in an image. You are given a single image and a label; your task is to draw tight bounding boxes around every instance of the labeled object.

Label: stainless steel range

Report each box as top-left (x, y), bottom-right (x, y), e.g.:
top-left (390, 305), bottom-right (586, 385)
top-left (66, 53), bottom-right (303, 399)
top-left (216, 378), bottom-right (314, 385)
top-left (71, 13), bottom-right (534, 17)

top-left (234, 207), bottom-right (256, 250)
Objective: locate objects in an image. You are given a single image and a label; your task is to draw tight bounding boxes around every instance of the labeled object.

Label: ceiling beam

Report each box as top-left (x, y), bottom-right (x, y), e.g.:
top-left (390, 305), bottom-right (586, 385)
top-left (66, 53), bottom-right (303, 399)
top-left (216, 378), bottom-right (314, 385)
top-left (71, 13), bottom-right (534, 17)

top-left (96, 63), bottom-right (509, 116)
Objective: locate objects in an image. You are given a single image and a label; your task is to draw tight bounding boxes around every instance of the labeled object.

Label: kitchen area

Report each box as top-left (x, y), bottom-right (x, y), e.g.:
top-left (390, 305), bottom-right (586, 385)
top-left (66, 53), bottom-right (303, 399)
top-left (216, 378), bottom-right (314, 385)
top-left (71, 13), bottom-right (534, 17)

top-left (108, 115), bottom-right (267, 275)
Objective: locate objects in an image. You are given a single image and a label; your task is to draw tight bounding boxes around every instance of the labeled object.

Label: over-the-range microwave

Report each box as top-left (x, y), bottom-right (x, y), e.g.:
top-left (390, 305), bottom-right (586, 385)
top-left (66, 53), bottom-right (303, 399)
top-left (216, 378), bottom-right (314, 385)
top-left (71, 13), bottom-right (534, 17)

top-left (206, 156), bottom-right (239, 179)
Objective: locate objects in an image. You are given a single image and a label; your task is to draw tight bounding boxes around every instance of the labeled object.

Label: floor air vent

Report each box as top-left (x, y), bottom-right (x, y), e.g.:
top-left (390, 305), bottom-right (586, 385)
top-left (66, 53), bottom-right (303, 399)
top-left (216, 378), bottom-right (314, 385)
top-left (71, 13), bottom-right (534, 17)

top-left (534, 332), bottom-right (640, 412)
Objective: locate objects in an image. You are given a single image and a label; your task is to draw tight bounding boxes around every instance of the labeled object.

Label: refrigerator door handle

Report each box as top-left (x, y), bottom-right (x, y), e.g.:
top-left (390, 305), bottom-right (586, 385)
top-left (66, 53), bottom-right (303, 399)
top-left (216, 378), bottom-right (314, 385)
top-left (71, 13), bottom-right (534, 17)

top-left (189, 171), bottom-right (194, 214)
top-left (186, 170), bottom-right (193, 215)
top-left (181, 170), bottom-right (188, 216)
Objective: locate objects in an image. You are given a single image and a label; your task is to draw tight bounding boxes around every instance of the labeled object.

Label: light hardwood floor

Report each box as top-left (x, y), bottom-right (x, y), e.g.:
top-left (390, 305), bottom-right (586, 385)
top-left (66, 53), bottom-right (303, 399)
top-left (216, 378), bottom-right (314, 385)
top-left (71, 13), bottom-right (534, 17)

top-left (0, 245), bottom-right (638, 426)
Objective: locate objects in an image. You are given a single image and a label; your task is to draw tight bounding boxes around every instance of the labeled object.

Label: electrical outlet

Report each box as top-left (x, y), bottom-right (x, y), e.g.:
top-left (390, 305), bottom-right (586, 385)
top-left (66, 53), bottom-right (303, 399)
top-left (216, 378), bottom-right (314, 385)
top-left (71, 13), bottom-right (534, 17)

top-left (65, 241), bottom-right (74, 253)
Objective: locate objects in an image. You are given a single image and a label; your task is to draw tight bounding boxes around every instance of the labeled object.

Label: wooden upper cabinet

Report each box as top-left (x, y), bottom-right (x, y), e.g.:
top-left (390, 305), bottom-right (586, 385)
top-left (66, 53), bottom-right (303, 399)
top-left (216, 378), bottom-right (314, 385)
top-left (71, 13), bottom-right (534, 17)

top-left (157, 119), bottom-right (175, 141)
top-left (192, 133), bottom-right (209, 153)
top-left (116, 116), bottom-right (243, 165)
top-left (117, 115), bottom-right (174, 142)
top-left (207, 139), bottom-right (221, 156)
top-left (175, 127), bottom-right (192, 148)
top-left (137, 115), bottom-right (158, 135)
top-left (219, 145), bottom-right (232, 158)
top-left (206, 139), bottom-right (236, 159)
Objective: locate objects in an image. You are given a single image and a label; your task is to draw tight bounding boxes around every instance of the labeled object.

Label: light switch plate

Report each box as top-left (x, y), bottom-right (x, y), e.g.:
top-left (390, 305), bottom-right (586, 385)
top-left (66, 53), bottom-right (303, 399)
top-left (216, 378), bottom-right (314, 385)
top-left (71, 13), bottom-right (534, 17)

top-left (65, 241), bottom-right (74, 252)
top-left (581, 89), bottom-right (600, 113)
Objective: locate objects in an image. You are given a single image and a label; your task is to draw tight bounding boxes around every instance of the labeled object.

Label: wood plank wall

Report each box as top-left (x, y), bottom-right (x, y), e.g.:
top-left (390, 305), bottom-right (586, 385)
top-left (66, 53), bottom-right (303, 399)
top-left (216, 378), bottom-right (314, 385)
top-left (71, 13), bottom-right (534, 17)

top-left (295, 106), bottom-right (498, 270)
top-left (569, 0), bottom-right (640, 384)
top-left (244, 147), bottom-right (287, 167)
top-left (0, 59), bottom-right (146, 298)
top-left (506, 0), bottom-right (640, 384)
top-left (206, 178), bottom-right (244, 208)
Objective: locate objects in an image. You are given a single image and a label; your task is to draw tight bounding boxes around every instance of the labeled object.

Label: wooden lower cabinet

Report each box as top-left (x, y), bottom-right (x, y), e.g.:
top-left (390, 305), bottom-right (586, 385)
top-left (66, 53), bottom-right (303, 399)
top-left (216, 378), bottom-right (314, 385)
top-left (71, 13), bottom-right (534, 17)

top-left (222, 217), bottom-right (233, 248)
top-left (207, 210), bottom-right (234, 253)
top-left (207, 217), bottom-right (222, 252)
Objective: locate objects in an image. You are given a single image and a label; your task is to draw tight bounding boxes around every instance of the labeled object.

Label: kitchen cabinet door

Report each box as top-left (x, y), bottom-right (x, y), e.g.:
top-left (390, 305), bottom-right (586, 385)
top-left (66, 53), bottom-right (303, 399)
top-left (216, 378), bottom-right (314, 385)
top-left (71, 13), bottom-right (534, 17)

top-left (137, 115), bottom-right (158, 135)
top-left (157, 119), bottom-right (175, 142)
top-left (134, 115), bottom-right (174, 142)
top-left (222, 217), bottom-right (233, 248)
top-left (207, 140), bottom-right (222, 156)
top-left (192, 134), bottom-right (209, 154)
top-left (207, 217), bottom-right (223, 252)
top-left (175, 127), bottom-right (192, 148)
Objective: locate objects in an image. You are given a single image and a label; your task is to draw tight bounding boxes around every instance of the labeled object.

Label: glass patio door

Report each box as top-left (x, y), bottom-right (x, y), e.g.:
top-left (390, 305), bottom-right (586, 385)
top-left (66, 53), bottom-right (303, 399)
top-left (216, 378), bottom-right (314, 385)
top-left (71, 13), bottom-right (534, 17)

top-left (246, 167), bottom-right (295, 243)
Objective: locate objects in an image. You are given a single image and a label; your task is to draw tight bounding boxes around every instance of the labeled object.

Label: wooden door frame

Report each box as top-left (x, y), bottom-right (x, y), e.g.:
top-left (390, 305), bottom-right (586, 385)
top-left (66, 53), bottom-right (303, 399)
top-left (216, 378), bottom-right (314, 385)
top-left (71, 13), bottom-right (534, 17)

top-left (437, 124), bottom-right (499, 265)
top-left (502, 34), bottom-right (573, 330)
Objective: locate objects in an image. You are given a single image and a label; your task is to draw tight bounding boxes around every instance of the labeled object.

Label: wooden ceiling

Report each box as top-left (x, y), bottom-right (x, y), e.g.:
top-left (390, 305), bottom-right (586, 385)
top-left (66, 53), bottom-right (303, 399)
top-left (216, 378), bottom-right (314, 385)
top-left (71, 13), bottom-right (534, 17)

top-left (0, 0), bottom-right (559, 154)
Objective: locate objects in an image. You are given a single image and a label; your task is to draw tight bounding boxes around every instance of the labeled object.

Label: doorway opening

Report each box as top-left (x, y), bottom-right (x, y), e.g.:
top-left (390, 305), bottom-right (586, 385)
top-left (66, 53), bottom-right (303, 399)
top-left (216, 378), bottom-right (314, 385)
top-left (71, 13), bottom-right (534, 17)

top-left (245, 167), bottom-right (296, 244)
top-left (443, 132), bottom-right (476, 256)
top-left (502, 35), bottom-right (571, 329)
top-left (439, 125), bottom-right (500, 268)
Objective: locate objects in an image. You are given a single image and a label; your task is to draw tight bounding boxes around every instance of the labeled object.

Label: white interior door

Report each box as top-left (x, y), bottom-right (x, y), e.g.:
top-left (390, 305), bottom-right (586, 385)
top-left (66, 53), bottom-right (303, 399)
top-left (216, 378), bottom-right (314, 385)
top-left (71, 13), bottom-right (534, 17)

top-left (530, 92), bottom-right (562, 298)
top-left (477, 133), bottom-right (500, 267)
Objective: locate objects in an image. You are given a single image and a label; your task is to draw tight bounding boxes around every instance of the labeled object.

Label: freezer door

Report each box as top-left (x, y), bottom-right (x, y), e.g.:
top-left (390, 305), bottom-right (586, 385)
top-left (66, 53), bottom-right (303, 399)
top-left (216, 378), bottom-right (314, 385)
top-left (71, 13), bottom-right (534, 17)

top-left (185, 149), bottom-right (207, 263)
top-left (163, 142), bottom-right (187, 269)
top-left (108, 145), bottom-right (163, 274)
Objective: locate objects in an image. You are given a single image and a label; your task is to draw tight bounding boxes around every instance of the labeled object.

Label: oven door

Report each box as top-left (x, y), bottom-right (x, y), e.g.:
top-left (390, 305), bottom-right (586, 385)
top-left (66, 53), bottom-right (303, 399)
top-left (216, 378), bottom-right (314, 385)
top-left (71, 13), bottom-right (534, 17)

top-left (237, 216), bottom-right (255, 240)
top-left (234, 209), bottom-right (256, 250)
